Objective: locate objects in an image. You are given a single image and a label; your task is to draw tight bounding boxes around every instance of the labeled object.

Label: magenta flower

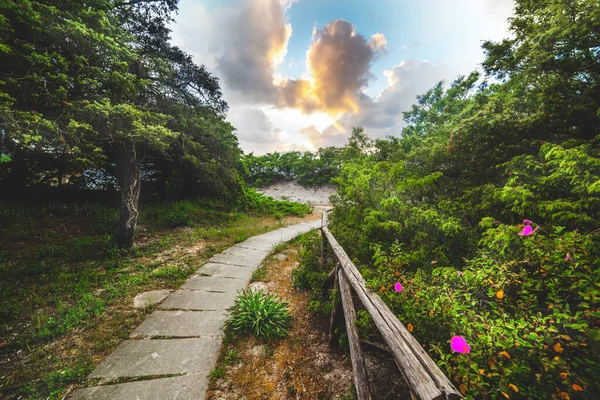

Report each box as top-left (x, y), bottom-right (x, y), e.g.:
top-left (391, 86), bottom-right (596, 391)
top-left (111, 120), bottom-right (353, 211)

top-left (450, 336), bottom-right (471, 354)
top-left (457, 271), bottom-right (463, 275)
top-left (565, 253), bottom-right (570, 261)
top-left (523, 219), bottom-right (533, 225)
top-left (518, 224), bottom-right (539, 236)
top-left (394, 282), bottom-right (403, 292)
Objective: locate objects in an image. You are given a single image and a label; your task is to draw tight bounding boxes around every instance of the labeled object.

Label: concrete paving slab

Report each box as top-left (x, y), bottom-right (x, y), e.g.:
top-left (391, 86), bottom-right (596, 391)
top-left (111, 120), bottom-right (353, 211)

top-left (133, 289), bottom-right (171, 309)
top-left (222, 246), bottom-right (270, 258)
top-left (195, 262), bottom-right (226, 275)
top-left (89, 338), bottom-right (220, 380)
top-left (181, 276), bottom-right (246, 292)
top-left (210, 264), bottom-right (256, 280)
top-left (236, 239), bottom-right (277, 251)
top-left (71, 373), bottom-right (208, 400)
top-left (159, 290), bottom-right (238, 311)
top-left (130, 311), bottom-right (227, 338)
top-left (209, 252), bottom-right (265, 267)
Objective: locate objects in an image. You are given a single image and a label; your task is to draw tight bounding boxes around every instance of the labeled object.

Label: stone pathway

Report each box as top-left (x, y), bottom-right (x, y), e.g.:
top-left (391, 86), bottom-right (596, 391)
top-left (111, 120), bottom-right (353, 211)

top-left (71, 220), bottom-right (321, 400)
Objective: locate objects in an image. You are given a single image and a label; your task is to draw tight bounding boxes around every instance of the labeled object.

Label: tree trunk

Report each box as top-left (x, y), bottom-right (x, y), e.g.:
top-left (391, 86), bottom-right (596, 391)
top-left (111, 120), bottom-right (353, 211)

top-left (116, 143), bottom-right (143, 248)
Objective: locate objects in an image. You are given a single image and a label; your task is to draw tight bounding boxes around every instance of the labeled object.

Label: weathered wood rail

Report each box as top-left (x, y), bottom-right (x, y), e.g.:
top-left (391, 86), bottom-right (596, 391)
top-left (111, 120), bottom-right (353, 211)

top-left (320, 211), bottom-right (461, 400)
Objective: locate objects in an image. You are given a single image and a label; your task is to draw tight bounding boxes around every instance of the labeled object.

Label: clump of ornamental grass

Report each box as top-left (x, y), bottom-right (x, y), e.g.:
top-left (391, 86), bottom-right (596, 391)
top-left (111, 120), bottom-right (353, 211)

top-left (225, 289), bottom-right (292, 340)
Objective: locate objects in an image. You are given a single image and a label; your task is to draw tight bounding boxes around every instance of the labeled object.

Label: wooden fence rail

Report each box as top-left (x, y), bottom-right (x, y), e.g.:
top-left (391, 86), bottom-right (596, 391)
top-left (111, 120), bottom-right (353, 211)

top-left (321, 211), bottom-right (461, 400)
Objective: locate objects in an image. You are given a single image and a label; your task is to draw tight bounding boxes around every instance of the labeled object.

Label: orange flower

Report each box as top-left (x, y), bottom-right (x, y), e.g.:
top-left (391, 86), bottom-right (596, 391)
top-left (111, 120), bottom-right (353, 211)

top-left (554, 356), bottom-right (561, 362)
top-left (496, 289), bottom-right (504, 299)
top-left (509, 384), bottom-right (519, 392)
top-left (559, 392), bottom-right (570, 400)
top-left (459, 384), bottom-right (467, 394)
top-left (407, 323), bottom-right (414, 332)
top-left (478, 369), bottom-right (485, 375)
top-left (553, 343), bottom-right (564, 353)
top-left (501, 391), bottom-right (510, 399)
top-left (560, 372), bottom-right (568, 379)
top-left (499, 351), bottom-right (511, 359)
top-left (572, 384), bottom-right (583, 392)
top-left (379, 285), bottom-right (386, 293)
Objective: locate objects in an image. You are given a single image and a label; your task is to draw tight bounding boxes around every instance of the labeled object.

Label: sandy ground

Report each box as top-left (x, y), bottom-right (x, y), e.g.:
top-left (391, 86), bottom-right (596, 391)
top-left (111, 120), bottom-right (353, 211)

top-left (258, 181), bottom-right (335, 206)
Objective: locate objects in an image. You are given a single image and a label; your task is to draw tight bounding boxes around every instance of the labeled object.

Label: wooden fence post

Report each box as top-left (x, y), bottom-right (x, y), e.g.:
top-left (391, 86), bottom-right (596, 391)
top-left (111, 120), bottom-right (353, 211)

top-left (338, 269), bottom-right (371, 400)
top-left (329, 264), bottom-right (343, 348)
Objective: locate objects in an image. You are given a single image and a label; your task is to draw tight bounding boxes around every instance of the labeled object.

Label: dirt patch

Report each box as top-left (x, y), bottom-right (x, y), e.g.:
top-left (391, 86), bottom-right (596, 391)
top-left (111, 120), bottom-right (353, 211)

top-left (258, 181), bottom-right (335, 206)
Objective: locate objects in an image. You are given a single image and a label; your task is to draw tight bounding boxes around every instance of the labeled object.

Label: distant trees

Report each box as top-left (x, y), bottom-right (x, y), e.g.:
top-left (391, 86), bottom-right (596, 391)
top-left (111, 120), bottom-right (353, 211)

top-left (0, 0), bottom-right (240, 247)
top-left (243, 147), bottom-right (344, 188)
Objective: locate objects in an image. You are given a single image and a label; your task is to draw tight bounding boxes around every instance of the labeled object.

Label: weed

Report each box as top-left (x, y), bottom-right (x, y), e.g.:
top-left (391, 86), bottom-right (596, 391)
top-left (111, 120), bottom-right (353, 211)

top-left (251, 264), bottom-right (267, 282)
top-left (209, 365), bottom-right (226, 380)
top-left (224, 348), bottom-right (241, 365)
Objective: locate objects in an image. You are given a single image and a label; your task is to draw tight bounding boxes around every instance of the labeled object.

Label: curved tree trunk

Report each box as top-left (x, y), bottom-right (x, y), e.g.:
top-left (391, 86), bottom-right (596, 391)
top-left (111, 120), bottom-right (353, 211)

top-left (116, 143), bottom-right (143, 248)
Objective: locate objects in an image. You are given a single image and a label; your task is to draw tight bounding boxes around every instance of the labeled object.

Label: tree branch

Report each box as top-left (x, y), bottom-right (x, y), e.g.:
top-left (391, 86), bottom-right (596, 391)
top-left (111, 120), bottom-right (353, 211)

top-left (114, 0), bottom-right (163, 8)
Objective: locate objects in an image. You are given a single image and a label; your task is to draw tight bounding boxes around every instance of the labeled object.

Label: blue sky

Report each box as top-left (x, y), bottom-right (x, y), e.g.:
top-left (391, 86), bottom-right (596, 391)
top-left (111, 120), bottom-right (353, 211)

top-left (171, 0), bottom-right (514, 154)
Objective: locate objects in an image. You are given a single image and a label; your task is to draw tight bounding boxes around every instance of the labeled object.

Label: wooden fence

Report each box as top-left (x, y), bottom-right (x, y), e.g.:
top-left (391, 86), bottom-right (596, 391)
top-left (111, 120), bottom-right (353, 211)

top-left (320, 211), bottom-right (461, 400)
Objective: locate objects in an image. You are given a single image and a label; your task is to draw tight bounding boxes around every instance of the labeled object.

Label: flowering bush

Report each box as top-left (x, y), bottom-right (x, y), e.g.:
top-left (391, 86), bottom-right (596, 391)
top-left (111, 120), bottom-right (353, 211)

top-left (369, 221), bottom-right (600, 399)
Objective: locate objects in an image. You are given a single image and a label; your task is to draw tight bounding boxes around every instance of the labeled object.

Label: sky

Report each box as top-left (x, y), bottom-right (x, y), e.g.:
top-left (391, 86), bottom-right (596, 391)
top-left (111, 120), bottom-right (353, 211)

top-left (170, 0), bottom-right (515, 154)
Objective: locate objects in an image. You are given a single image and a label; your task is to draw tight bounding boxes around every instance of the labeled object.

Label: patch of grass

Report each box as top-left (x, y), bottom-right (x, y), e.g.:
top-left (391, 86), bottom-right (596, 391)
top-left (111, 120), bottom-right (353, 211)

top-left (34, 294), bottom-right (106, 342)
top-left (20, 362), bottom-right (93, 399)
top-left (225, 290), bottom-right (292, 340)
top-left (224, 348), bottom-right (241, 365)
top-left (209, 365), bottom-right (227, 380)
top-left (149, 265), bottom-right (191, 281)
top-left (251, 264), bottom-right (267, 282)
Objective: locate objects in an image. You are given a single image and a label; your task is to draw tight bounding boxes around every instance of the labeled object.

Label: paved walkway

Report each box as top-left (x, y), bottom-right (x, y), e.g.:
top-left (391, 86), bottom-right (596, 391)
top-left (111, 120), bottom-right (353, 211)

top-left (71, 219), bottom-right (321, 400)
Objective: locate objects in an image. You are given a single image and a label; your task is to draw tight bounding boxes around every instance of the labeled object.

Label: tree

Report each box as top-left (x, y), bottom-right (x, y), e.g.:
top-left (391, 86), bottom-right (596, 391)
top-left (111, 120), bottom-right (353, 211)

top-left (0, 0), bottom-right (235, 247)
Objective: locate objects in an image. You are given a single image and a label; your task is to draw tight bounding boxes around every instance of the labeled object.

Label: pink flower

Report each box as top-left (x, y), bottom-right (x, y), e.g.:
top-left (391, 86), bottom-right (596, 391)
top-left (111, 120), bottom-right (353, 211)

top-left (394, 282), bottom-right (403, 292)
top-left (457, 271), bottom-right (463, 275)
top-left (523, 219), bottom-right (533, 225)
top-left (450, 336), bottom-right (471, 354)
top-left (565, 253), bottom-right (570, 261)
top-left (518, 225), bottom-right (539, 236)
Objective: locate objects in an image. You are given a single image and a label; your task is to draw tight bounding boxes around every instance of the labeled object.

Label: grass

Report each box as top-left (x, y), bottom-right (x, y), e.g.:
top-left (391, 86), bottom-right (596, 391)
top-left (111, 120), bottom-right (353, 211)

top-left (0, 199), bottom-right (319, 400)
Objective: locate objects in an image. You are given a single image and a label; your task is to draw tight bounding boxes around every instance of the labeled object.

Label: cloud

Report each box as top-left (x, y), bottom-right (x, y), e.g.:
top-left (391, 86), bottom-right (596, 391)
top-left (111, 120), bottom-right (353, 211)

top-left (215, 0), bottom-right (292, 104)
top-left (169, 0), bottom-right (498, 154)
top-left (300, 125), bottom-right (348, 149)
top-left (370, 33), bottom-right (387, 54)
top-left (300, 59), bottom-right (454, 149)
top-left (173, 1), bottom-right (388, 116)
top-left (298, 20), bottom-right (385, 114)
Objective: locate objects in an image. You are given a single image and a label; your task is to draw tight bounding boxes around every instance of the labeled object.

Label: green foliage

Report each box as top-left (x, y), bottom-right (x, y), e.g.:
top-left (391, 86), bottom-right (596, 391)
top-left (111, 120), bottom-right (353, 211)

top-left (35, 294), bottom-right (106, 341)
top-left (225, 289), bottom-right (292, 340)
top-left (238, 187), bottom-right (311, 217)
top-left (242, 146), bottom-right (343, 188)
top-left (371, 223), bottom-right (600, 399)
top-left (291, 231), bottom-right (332, 314)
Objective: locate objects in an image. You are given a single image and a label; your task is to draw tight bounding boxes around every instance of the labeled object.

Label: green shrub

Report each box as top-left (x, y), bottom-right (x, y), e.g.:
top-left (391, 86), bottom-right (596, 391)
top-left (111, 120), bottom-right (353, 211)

top-left (225, 289), bottom-right (292, 340)
top-left (368, 221), bottom-right (600, 399)
top-left (238, 187), bottom-right (311, 217)
top-left (291, 231), bottom-right (333, 314)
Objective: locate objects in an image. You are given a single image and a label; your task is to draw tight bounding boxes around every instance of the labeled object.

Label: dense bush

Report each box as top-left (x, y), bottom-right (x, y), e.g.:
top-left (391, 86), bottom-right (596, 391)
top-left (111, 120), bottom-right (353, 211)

top-left (369, 222), bottom-right (600, 398)
top-left (291, 231), bottom-right (333, 314)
